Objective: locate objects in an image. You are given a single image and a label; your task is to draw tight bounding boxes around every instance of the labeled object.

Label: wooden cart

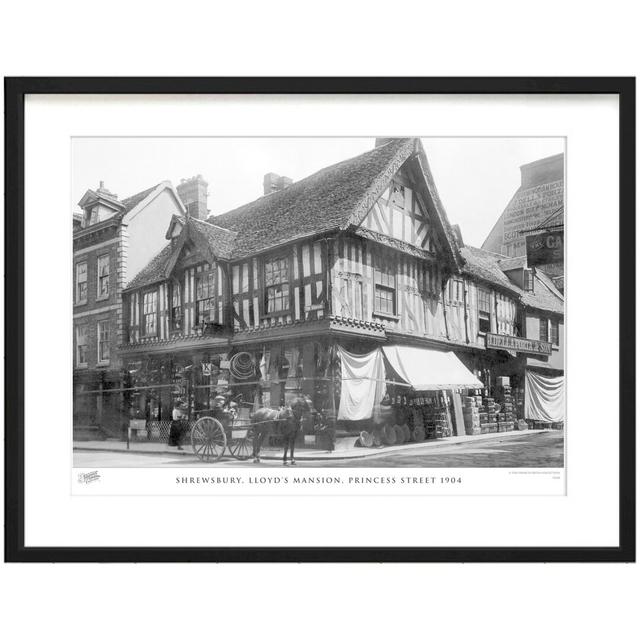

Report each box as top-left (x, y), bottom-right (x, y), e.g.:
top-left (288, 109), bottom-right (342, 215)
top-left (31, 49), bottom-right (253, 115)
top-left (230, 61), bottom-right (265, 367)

top-left (190, 405), bottom-right (255, 463)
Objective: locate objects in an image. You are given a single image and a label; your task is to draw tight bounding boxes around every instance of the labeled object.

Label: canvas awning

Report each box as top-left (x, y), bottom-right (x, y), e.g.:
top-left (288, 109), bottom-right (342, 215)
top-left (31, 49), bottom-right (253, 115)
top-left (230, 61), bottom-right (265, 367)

top-left (382, 345), bottom-right (484, 391)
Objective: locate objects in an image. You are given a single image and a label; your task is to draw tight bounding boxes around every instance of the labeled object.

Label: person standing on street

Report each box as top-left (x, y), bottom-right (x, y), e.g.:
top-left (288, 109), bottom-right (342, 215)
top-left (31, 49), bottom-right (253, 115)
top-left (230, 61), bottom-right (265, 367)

top-left (169, 400), bottom-right (187, 450)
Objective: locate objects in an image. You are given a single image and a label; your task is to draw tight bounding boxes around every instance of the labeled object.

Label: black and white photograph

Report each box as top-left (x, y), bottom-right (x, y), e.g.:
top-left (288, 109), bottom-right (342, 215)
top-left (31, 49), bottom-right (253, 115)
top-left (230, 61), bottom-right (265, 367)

top-left (72, 136), bottom-right (565, 473)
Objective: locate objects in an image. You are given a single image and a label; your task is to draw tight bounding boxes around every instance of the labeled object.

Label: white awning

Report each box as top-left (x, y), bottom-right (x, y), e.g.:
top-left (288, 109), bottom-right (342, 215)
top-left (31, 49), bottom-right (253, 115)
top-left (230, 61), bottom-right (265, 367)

top-left (382, 345), bottom-right (484, 391)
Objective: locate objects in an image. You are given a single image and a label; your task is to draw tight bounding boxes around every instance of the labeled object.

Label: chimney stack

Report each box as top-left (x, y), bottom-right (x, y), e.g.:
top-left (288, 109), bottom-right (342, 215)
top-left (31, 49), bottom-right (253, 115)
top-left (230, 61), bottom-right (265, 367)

top-left (177, 175), bottom-right (209, 220)
top-left (263, 172), bottom-right (292, 195)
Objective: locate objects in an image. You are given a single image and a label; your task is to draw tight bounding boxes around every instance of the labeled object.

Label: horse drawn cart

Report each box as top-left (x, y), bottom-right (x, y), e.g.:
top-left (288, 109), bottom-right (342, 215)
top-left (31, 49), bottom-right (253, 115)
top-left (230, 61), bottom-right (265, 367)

top-left (190, 403), bottom-right (256, 463)
top-left (188, 396), bottom-right (314, 463)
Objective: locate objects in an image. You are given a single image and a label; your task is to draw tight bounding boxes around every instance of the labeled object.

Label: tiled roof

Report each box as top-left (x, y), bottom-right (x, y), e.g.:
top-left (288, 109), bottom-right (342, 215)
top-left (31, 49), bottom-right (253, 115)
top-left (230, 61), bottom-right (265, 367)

top-left (121, 184), bottom-right (160, 214)
top-left (124, 217), bottom-right (238, 290)
top-left (522, 269), bottom-right (564, 315)
top-left (462, 245), bottom-right (563, 315)
top-left (460, 246), bottom-right (522, 295)
top-left (126, 243), bottom-right (173, 290)
top-left (210, 139), bottom-right (420, 258)
top-left (497, 255), bottom-right (527, 271)
top-left (188, 217), bottom-right (237, 261)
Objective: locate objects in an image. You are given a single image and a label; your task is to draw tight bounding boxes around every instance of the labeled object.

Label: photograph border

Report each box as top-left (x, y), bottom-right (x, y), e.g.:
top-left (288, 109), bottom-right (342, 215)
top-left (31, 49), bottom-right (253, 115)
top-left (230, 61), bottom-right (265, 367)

top-left (4, 76), bottom-right (635, 562)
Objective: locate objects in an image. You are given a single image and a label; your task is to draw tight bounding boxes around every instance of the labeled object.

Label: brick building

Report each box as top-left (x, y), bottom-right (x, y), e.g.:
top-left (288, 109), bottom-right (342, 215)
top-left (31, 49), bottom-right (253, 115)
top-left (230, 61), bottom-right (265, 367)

top-left (72, 180), bottom-right (186, 436)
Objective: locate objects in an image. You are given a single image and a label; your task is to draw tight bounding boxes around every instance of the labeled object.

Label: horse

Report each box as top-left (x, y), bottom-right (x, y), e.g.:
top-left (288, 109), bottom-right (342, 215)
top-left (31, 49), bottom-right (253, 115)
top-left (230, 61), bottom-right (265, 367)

top-left (251, 396), bottom-right (313, 465)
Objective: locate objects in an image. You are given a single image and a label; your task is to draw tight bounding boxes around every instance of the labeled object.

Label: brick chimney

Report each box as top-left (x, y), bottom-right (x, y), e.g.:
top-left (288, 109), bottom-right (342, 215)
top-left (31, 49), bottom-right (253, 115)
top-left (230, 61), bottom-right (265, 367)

top-left (263, 172), bottom-right (292, 195)
top-left (177, 175), bottom-right (209, 219)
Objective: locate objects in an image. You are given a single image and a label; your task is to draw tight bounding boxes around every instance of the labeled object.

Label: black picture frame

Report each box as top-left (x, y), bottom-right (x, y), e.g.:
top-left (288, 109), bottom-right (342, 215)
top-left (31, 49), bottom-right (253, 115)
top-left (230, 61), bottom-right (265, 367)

top-left (4, 77), bottom-right (635, 563)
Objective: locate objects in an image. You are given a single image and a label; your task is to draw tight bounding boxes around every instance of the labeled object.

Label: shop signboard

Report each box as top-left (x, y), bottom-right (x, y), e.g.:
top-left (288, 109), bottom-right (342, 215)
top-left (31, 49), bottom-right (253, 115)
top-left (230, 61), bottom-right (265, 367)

top-left (486, 333), bottom-right (552, 355)
top-left (526, 230), bottom-right (564, 266)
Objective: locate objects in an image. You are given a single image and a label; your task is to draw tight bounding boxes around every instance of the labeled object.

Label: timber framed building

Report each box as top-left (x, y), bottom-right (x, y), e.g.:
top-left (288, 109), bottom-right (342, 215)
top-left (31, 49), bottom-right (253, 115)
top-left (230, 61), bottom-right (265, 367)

top-left (119, 139), bottom-right (564, 436)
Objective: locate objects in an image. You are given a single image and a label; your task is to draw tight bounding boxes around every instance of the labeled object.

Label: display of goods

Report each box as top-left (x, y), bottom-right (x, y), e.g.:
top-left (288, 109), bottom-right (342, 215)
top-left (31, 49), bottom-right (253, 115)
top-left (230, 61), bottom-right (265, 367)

top-left (229, 351), bottom-right (256, 379)
top-left (372, 405), bottom-right (394, 426)
top-left (402, 424), bottom-right (411, 442)
top-left (373, 430), bottom-right (383, 446)
top-left (496, 376), bottom-right (510, 387)
top-left (359, 431), bottom-right (374, 448)
top-left (411, 408), bottom-right (424, 428)
top-left (382, 425), bottom-right (397, 446)
top-left (394, 424), bottom-right (405, 444)
top-left (466, 427), bottom-right (482, 436)
top-left (412, 425), bottom-right (426, 442)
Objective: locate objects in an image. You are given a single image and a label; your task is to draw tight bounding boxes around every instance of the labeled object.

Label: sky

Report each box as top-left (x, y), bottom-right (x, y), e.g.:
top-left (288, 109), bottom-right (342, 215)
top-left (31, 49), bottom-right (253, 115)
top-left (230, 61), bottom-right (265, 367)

top-left (72, 137), bottom-right (564, 248)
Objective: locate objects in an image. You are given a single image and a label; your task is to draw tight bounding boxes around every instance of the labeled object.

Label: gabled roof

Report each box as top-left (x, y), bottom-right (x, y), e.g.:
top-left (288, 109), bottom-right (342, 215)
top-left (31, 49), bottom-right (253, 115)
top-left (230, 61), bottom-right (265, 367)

top-left (124, 216), bottom-right (237, 291)
top-left (521, 269), bottom-right (564, 315)
top-left (188, 217), bottom-right (237, 261)
top-left (461, 245), bottom-right (564, 315)
top-left (121, 184), bottom-right (161, 214)
top-left (125, 243), bottom-right (173, 290)
top-left (460, 245), bottom-right (522, 295)
top-left (209, 138), bottom-right (462, 267)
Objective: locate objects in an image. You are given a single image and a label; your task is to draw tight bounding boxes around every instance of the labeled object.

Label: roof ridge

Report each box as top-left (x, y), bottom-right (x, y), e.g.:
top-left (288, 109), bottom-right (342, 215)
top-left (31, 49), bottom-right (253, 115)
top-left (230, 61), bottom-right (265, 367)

top-left (212, 138), bottom-right (412, 225)
top-left (190, 216), bottom-right (237, 235)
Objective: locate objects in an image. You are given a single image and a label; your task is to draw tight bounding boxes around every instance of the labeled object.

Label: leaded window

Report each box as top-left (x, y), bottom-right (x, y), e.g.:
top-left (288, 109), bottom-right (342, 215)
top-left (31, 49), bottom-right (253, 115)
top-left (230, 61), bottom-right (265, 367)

top-left (196, 268), bottom-right (216, 324)
top-left (143, 290), bottom-right (158, 336)
top-left (171, 281), bottom-right (182, 330)
top-left (264, 255), bottom-right (290, 313)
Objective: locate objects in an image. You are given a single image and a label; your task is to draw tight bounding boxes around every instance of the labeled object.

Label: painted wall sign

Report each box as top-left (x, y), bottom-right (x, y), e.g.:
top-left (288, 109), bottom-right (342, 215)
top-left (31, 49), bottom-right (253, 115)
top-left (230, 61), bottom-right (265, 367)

top-left (526, 230), bottom-right (564, 266)
top-left (486, 332), bottom-right (552, 355)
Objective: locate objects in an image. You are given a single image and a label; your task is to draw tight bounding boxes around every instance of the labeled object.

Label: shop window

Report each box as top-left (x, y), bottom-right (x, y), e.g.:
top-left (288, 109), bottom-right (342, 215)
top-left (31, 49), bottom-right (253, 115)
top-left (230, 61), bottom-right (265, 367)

top-left (478, 287), bottom-right (492, 334)
top-left (196, 268), bottom-right (216, 324)
top-left (539, 318), bottom-right (549, 343)
top-left (374, 257), bottom-right (396, 316)
top-left (97, 254), bottom-right (110, 298)
top-left (76, 261), bottom-right (87, 304)
top-left (143, 290), bottom-right (158, 336)
top-left (97, 320), bottom-right (110, 363)
top-left (524, 268), bottom-right (535, 292)
top-left (550, 319), bottom-right (559, 346)
top-left (171, 281), bottom-right (182, 330)
top-left (264, 255), bottom-right (290, 313)
top-left (76, 325), bottom-right (88, 366)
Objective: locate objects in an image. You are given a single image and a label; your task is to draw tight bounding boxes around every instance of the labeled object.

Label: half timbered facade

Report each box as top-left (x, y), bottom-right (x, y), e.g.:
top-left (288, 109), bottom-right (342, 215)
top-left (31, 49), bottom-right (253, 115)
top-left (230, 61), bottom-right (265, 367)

top-left (119, 138), bottom-right (563, 431)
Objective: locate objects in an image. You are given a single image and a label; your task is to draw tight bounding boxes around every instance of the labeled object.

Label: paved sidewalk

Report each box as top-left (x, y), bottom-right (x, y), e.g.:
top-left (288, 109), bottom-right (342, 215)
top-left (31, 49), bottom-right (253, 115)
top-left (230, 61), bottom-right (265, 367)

top-left (74, 429), bottom-right (547, 461)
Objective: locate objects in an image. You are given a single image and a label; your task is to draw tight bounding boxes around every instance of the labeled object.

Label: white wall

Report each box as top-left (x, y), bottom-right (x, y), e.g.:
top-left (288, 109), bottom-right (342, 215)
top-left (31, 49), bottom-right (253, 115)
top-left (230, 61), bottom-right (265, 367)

top-left (125, 189), bottom-right (182, 284)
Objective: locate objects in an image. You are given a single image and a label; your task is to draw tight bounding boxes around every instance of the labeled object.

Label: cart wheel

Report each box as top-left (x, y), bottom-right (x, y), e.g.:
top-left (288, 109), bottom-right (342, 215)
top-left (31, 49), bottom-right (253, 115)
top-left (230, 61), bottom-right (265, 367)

top-left (229, 427), bottom-right (254, 460)
top-left (191, 417), bottom-right (227, 462)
